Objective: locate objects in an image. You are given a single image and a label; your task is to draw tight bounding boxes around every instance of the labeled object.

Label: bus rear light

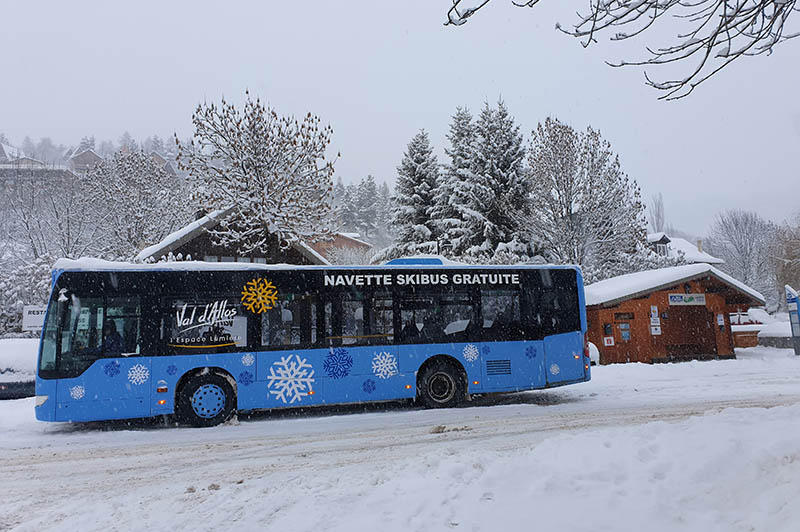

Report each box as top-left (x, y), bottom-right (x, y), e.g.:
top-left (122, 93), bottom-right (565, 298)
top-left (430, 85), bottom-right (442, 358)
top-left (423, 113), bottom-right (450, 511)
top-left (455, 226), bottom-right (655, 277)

top-left (405, 384), bottom-right (412, 389)
top-left (574, 354), bottom-right (580, 359)
top-left (308, 390), bottom-right (315, 395)
top-left (585, 364), bottom-right (589, 370)
top-left (157, 399), bottom-right (167, 405)
top-left (35, 395), bottom-right (49, 407)
top-left (156, 386), bottom-right (168, 393)
top-left (472, 381), bottom-right (479, 385)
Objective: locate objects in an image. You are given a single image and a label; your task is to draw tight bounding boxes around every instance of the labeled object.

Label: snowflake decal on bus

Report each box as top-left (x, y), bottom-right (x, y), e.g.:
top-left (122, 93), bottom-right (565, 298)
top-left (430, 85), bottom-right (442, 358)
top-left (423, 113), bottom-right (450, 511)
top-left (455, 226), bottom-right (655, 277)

top-left (525, 346), bottom-right (537, 360)
top-left (241, 278), bottom-right (278, 314)
top-left (324, 348), bottom-right (354, 379)
top-left (267, 355), bottom-right (315, 403)
top-left (372, 351), bottom-right (398, 380)
top-left (103, 360), bottom-right (120, 377)
top-left (127, 364), bottom-right (150, 385)
top-left (69, 385), bottom-right (85, 400)
top-left (549, 363), bottom-right (560, 376)
top-left (241, 353), bottom-right (255, 367)
top-left (166, 364), bottom-right (178, 376)
top-left (238, 371), bottom-right (254, 387)
top-left (362, 379), bottom-right (376, 394)
top-left (482, 346), bottom-right (491, 355)
top-left (463, 344), bottom-right (479, 363)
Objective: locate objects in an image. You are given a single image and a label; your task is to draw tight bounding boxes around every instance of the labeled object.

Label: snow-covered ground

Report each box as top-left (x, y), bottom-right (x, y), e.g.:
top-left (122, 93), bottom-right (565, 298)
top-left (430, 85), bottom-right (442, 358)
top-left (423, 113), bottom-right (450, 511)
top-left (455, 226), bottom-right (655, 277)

top-left (2, 346), bottom-right (800, 531)
top-left (0, 338), bottom-right (38, 383)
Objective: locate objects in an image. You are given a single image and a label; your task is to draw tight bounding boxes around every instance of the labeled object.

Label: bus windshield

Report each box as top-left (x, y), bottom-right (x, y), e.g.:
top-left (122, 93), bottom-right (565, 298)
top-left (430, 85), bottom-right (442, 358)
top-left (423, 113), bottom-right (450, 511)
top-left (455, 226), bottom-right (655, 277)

top-left (39, 286), bottom-right (141, 378)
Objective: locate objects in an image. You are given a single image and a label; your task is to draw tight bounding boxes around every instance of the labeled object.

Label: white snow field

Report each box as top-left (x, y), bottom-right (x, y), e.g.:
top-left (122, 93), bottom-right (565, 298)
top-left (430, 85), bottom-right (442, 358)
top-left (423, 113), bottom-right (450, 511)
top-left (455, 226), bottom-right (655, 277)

top-left (2, 347), bottom-right (800, 532)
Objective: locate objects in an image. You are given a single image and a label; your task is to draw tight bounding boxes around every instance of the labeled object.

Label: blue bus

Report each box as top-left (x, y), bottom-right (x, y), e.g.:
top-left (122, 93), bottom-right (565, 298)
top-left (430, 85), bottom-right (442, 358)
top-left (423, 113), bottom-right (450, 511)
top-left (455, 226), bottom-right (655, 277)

top-left (35, 258), bottom-right (590, 427)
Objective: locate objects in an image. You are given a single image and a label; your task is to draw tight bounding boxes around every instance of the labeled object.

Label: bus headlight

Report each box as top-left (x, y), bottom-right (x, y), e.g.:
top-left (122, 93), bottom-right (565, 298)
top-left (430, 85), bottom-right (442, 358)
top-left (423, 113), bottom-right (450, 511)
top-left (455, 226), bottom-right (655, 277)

top-left (35, 395), bottom-right (49, 407)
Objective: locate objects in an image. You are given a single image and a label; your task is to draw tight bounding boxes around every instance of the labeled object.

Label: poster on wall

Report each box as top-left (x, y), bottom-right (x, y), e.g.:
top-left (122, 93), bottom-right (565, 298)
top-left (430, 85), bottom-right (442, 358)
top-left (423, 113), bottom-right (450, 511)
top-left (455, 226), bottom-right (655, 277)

top-left (603, 336), bottom-right (615, 347)
top-left (650, 305), bottom-right (658, 318)
top-left (716, 313), bottom-right (725, 326)
top-left (650, 326), bottom-right (662, 336)
top-left (668, 294), bottom-right (707, 306)
top-left (650, 317), bottom-right (661, 326)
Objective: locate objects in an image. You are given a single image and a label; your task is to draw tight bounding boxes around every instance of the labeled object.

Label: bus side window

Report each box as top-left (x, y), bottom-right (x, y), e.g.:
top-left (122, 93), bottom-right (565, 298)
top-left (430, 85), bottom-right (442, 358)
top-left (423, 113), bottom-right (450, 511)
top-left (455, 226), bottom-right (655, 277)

top-left (105, 296), bottom-right (141, 356)
top-left (481, 289), bottom-right (522, 342)
top-left (369, 293), bottom-right (394, 344)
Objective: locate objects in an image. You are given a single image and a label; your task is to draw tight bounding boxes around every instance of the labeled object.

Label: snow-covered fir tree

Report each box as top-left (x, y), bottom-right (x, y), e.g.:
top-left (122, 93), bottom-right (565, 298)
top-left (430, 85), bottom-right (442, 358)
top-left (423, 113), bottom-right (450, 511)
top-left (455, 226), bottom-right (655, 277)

top-left (456, 100), bottom-right (529, 260)
top-left (176, 91), bottom-right (337, 254)
top-left (525, 117), bottom-right (673, 281)
top-left (375, 130), bottom-right (440, 260)
top-left (353, 174), bottom-right (379, 241)
top-left (85, 150), bottom-right (190, 259)
top-left (77, 135), bottom-right (96, 153)
top-left (431, 106), bottom-right (477, 254)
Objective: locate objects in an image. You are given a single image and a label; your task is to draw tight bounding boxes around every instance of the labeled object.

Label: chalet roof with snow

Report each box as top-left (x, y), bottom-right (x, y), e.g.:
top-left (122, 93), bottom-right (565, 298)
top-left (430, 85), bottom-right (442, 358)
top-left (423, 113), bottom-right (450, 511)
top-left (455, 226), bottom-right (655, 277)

top-left (585, 263), bottom-right (765, 308)
top-left (0, 143), bottom-right (23, 163)
top-left (136, 209), bottom-right (330, 265)
top-left (67, 149), bottom-right (103, 172)
top-left (646, 232), bottom-right (669, 245)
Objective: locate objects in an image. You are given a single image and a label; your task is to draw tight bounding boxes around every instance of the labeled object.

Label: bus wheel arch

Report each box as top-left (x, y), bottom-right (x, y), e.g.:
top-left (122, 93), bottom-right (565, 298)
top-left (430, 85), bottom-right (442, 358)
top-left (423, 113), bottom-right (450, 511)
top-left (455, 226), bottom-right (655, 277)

top-left (175, 367), bottom-right (238, 427)
top-left (416, 355), bottom-right (468, 409)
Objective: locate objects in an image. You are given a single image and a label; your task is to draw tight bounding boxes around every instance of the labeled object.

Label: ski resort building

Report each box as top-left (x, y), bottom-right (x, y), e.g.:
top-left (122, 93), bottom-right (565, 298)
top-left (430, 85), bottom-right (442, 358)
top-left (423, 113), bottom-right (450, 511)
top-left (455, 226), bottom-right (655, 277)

top-left (585, 264), bottom-right (765, 364)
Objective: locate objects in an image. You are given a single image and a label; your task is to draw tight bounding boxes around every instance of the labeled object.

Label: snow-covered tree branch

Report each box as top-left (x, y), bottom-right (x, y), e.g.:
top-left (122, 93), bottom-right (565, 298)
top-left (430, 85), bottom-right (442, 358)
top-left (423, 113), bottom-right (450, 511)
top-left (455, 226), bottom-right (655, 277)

top-left (85, 151), bottom-right (190, 260)
top-left (176, 91), bottom-right (337, 254)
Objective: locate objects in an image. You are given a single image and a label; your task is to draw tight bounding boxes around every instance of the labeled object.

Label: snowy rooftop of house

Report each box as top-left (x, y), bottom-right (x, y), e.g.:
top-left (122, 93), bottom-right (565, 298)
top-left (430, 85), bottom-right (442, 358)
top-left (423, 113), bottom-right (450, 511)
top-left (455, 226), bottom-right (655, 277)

top-left (134, 207), bottom-right (331, 266)
top-left (646, 232), bottom-right (668, 244)
top-left (585, 263), bottom-right (765, 307)
top-left (668, 237), bottom-right (724, 265)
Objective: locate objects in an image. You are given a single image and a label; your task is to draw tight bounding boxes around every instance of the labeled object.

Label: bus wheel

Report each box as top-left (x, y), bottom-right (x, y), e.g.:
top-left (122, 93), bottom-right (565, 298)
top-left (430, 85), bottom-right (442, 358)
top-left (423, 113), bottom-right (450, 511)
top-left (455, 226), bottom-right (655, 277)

top-left (418, 361), bottom-right (465, 409)
top-left (176, 373), bottom-right (236, 427)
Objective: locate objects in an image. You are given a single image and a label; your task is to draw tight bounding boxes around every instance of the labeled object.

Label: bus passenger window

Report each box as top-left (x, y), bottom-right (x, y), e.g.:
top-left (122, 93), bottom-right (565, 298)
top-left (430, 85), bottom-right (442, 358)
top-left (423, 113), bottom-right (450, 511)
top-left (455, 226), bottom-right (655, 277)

top-left (481, 289), bottom-right (522, 341)
top-left (105, 297), bottom-right (141, 356)
top-left (370, 294), bottom-right (394, 344)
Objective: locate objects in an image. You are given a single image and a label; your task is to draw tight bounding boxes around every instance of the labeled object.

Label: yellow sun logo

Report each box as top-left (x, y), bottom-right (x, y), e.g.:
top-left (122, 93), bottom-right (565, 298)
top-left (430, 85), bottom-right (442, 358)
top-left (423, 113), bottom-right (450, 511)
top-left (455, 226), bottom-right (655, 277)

top-left (241, 278), bottom-right (278, 314)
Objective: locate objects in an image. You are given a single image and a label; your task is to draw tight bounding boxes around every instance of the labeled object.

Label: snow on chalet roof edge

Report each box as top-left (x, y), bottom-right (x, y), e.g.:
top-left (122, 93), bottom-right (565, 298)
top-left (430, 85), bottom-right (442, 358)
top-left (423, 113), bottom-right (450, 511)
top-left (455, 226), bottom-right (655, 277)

top-left (584, 264), bottom-right (765, 307)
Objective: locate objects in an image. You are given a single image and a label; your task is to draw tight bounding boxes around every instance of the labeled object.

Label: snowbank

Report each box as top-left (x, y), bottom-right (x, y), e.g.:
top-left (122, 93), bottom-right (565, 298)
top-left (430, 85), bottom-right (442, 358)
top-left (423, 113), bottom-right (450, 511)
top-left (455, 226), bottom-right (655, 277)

top-left (758, 321), bottom-right (792, 338)
top-left (0, 338), bottom-right (38, 382)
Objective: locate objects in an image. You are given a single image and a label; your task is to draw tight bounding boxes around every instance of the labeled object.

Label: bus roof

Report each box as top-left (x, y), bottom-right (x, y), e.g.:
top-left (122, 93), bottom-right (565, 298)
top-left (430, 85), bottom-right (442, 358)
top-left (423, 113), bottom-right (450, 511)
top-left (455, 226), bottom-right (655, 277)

top-left (52, 257), bottom-right (581, 274)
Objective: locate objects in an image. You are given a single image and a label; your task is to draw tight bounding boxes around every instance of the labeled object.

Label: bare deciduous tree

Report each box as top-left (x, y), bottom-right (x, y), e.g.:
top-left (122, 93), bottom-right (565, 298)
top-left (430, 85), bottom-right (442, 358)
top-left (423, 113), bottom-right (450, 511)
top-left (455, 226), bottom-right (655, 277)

top-left (176, 91), bottom-right (337, 254)
top-left (85, 151), bottom-right (190, 259)
top-left (524, 117), bottom-right (646, 272)
top-left (706, 209), bottom-right (777, 304)
top-left (648, 192), bottom-right (666, 233)
top-left (445, 0), bottom-right (799, 99)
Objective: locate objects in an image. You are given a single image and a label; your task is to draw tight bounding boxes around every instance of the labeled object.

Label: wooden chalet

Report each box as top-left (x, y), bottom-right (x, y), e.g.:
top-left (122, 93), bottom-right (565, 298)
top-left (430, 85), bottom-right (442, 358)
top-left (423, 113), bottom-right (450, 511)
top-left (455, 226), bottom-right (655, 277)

top-left (585, 264), bottom-right (765, 364)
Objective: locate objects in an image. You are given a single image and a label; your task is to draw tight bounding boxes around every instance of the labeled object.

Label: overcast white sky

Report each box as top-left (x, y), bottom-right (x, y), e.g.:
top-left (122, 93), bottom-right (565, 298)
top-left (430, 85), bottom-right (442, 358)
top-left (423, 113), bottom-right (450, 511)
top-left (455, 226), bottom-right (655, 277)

top-left (1, 1), bottom-right (798, 237)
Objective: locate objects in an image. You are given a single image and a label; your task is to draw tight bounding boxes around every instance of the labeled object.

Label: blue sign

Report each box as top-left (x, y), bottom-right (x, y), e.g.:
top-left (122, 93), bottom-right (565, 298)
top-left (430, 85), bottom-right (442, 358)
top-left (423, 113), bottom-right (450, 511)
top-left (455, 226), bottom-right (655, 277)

top-left (787, 285), bottom-right (800, 357)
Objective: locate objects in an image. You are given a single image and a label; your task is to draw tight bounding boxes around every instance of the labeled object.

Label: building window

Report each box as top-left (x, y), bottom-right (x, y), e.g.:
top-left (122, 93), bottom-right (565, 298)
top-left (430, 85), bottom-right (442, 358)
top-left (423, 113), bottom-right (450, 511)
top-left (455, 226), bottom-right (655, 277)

top-left (220, 256), bottom-right (235, 262)
top-left (656, 243), bottom-right (668, 256)
top-left (236, 257), bottom-right (250, 263)
top-left (203, 255), bottom-right (218, 262)
top-left (253, 258), bottom-right (267, 264)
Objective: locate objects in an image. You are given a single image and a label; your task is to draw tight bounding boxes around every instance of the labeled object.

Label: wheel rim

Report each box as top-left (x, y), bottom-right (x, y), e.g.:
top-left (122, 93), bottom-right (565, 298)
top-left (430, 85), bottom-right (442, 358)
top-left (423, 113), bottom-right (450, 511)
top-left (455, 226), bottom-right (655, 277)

top-left (429, 372), bottom-right (456, 403)
top-left (190, 384), bottom-right (226, 418)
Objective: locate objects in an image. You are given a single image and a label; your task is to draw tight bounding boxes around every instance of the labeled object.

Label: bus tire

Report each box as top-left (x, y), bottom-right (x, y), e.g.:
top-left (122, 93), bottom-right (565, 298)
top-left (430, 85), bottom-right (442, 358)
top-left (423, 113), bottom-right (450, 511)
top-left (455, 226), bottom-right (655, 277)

top-left (176, 372), bottom-right (236, 427)
top-left (417, 361), bottom-right (466, 409)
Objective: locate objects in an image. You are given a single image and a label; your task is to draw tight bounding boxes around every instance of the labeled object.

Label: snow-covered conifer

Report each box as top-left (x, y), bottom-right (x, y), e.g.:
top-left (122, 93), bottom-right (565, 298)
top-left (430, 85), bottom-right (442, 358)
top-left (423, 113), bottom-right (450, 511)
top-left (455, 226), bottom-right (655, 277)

top-left (376, 130), bottom-right (439, 260)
